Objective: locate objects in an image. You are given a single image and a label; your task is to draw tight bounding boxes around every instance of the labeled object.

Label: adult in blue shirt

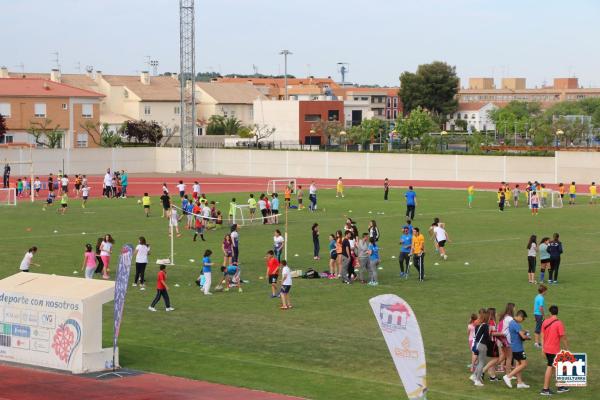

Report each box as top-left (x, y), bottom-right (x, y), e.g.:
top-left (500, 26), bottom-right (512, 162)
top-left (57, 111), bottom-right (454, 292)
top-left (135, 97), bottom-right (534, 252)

top-left (547, 232), bottom-right (563, 284)
top-left (120, 170), bottom-right (128, 198)
top-left (399, 226), bottom-right (412, 278)
top-left (405, 186), bottom-right (417, 220)
top-left (504, 310), bottom-right (532, 388)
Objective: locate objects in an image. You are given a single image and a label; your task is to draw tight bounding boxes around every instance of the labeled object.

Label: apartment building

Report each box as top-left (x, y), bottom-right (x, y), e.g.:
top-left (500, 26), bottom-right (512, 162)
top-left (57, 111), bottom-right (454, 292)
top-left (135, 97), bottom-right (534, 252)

top-left (252, 99), bottom-right (344, 145)
top-left (445, 102), bottom-right (498, 132)
top-left (0, 76), bottom-right (103, 148)
top-left (459, 77), bottom-right (600, 106)
top-left (215, 77), bottom-right (339, 100)
top-left (335, 87), bottom-right (402, 126)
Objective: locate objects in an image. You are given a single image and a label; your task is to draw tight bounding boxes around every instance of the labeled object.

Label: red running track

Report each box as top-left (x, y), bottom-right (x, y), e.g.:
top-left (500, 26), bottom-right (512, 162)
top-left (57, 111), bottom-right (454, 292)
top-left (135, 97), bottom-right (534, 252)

top-left (13, 175), bottom-right (590, 201)
top-left (0, 364), bottom-right (302, 400)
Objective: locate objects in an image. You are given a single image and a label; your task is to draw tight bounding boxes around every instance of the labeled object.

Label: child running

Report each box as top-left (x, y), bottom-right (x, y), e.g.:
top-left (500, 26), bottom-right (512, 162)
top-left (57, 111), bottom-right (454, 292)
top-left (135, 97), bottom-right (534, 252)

top-left (169, 205), bottom-right (182, 237)
top-left (279, 260), bottom-right (293, 309)
top-left (59, 192), bottom-right (68, 214)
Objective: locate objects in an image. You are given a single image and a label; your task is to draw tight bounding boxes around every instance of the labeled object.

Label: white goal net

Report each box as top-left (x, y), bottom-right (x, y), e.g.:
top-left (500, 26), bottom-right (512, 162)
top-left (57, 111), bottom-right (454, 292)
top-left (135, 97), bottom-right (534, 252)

top-left (530, 189), bottom-right (563, 209)
top-left (232, 204), bottom-right (253, 226)
top-left (267, 179), bottom-right (296, 195)
top-left (0, 188), bottom-right (17, 206)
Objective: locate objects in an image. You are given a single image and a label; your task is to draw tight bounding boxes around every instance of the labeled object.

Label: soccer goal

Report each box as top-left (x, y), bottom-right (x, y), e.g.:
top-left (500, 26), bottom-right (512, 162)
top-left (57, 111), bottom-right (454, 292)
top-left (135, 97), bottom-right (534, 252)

top-left (531, 189), bottom-right (563, 209)
top-left (267, 179), bottom-right (296, 195)
top-left (232, 204), bottom-right (252, 225)
top-left (0, 188), bottom-right (17, 206)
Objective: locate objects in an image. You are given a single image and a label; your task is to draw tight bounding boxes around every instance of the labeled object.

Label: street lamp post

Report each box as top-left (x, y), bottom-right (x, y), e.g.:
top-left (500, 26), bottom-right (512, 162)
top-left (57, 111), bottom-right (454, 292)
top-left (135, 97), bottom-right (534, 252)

top-left (440, 130), bottom-right (448, 152)
top-left (556, 129), bottom-right (564, 148)
top-left (279, 50), bottom-right (292, 100)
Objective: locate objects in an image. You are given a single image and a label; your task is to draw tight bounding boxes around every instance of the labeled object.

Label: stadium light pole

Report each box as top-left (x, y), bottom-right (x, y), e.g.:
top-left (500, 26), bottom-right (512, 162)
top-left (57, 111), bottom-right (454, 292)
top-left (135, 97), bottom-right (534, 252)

top-left (280, 50), bottom-right (292, 100)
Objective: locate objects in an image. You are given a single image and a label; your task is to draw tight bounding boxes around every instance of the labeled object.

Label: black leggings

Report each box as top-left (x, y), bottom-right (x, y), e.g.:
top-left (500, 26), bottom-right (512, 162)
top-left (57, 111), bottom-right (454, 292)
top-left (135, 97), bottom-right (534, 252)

top-left (413, 253), bottom-right (425, 281)
top-left (135, 262), bottom-right (147, 284)
top-left (406, 205), bottom-right (415, 220)
top-left (313, 237), bottom-right (320, 257)
top-left (151, 289), bottom-right (170, 308)
top-left (527, 256), bottom-right (536, 273)
top-left (399, 252), bottom-right (410, 273)
top-left (549, 257), bottom-right (561, 281)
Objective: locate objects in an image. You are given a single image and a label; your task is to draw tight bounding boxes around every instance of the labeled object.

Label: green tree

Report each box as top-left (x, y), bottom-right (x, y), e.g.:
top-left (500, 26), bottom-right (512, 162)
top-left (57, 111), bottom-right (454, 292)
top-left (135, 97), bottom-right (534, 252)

top-left (28, 119), bottom-right (64, 148)
top-left (348, 119), bottom-right (386, 147)
top-left (80, 121), bottom-right (123, 147)
top-left (399, 61), bottom-right (459, 121)
top-left (311, 120), bottom-right (344, 144)
top-left (206, 115), bottom-right (226, 135)
top-left (121, 120), bottom-right (163, 145)
top-left (395, 106), bottom-right (437, 149)
top-left (223, 117), bottom-right (243, 136)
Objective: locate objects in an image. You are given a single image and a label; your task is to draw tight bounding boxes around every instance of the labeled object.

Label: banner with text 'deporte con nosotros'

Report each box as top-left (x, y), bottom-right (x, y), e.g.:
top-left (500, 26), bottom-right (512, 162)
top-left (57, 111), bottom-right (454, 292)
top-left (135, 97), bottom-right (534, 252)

top-left (369, 294), bottom-right (427, 400)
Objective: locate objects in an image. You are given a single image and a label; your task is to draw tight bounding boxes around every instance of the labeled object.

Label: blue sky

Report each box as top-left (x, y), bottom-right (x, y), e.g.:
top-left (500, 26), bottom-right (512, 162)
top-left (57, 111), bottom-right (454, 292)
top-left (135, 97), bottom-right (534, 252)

top-left (2, 0), bottom-right (599, 87)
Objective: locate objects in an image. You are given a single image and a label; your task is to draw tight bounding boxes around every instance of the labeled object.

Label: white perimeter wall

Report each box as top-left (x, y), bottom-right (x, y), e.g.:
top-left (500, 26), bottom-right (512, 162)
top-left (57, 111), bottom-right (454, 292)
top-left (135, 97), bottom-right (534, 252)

top-left (1, 147), bottom-right (598, 183)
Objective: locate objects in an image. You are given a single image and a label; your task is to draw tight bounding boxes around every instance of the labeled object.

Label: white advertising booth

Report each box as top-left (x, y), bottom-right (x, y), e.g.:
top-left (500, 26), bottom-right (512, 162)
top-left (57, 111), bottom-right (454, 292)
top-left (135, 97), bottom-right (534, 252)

top-left (0, 272), bottom-right (115, 373)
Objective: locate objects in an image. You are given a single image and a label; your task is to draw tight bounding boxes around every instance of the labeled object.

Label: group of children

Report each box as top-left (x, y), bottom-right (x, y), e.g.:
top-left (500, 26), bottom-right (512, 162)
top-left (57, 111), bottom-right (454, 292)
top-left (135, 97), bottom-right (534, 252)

top-left (467, 180), bottom-right (597, 212)
top-left (467, 289), bottom-right (570, 395)
top-left (526, 233), bottom-right (563, 285)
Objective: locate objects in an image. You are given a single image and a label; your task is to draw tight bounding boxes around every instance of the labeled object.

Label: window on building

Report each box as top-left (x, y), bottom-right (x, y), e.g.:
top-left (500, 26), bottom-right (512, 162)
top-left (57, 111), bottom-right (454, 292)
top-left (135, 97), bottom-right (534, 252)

top-left (304, 114), bottom-right (321, 122)
top-left (144, 105), bottom-right (151, 115)
top-left (174, 106), bottom-right (180, 115)
top-left (393, 109), bottom-right (398, 119)
top-left (0, 135), bottom-right (13, 144)
top-left (354, 97), bottom-right (359, 101)
top-left (376, 109), bottom-right (383, 116)
top-left (82, 104), bottom-right (93, 118)
top-left (76, 133), bottom-right (88, 148)
top-left (327, 110), bottom-right (339, 121)
top-left (223, 110), bottom-right (228, 118)
top-left (471, 114), bottom-right (476, 119)
top-left (34, 103), bottom-right (46, 118)
top-left (387, 98), bottom-right (391, 107)
top-left (393, 97), bottom-right (398, 108)
top-left (463, 114), bottom-right (468, 119)
top-left (361, 97), bottom-right (369, 101)
top-left (230, 110), bottom-right (236, 118)
top-left (61, 103), bottom-right (68, 110)
top-left (0, 103), bottom-right (11, 117)
top-left (386, 109), bottom-right (391, 119)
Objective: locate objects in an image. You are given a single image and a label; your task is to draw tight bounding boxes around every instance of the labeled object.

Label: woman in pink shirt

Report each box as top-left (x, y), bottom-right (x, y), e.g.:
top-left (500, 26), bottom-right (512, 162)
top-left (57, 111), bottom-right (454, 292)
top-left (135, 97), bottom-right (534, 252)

top-left (81, 244), bottom-right (97, 279)
top-left (100, 234), bottom-right (115, 279)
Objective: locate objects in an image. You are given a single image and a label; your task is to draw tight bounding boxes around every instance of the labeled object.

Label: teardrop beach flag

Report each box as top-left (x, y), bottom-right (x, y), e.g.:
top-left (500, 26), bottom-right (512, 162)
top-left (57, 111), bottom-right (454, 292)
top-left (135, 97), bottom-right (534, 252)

top-left (113, 244), bottom-right (133, 350)
top-left (369, 294), bottom-right (427, 400)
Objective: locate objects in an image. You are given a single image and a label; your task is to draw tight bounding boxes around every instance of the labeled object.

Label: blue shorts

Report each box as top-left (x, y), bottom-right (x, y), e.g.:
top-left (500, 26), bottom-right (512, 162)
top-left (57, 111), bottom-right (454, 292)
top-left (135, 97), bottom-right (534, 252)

top-left (569, 194), bottom-right (576, 198)
top-left (532, 204), bottom-right (539, 209)
top-left (280, 285), bottom-right (291, 294)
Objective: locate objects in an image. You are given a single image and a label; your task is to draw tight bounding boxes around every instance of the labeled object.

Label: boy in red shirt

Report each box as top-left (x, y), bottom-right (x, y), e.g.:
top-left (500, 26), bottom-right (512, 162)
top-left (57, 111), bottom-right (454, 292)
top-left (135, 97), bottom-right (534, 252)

top-left (265, 250), bottom-right (280, 298)
top-left (149, 265), bottom-right (174, 312)
top-left (540, 305), bottom-right (570, 396)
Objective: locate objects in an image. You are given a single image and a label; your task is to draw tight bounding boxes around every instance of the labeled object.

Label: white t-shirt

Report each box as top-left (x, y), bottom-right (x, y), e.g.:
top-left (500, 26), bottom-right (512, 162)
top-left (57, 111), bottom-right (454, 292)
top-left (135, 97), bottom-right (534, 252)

top-left (202, 207), bottom-right (211, 219)
top-left (60, 177), bottom-right (68, 186)
top-left (82, 187), bottom-right (90, 197)
top-left (193, 184), bottom-right (200, 193)
top-left (20, 252), bottom-right (33, 271)
top-left (258, 200), bottom-right (266, 210)
top-left (135, 244), bottom-right (150, 263)
top-left (104, 173), bottom-right (112, 186)
top-left (230, 231), bottom-right (239, 246)
top-left (33, 180), bottom-right (41, 189)
top-left (282, 266), bottom-right (292, 286)
top-left (309, 184), bottom-right (317, 195)
top-left (527, 243), bottom-right (537, 257)
top-left (162, 185), bottom-right (169, 193)
top-left (176, 183), bottom-right (185, 192)
top-left (502, 315), bottom-right (514, 341)
top-left (100, 241), bottom-right (112, 256)
top-left (170, 209), bottom-right (179, 226)
top-left (433, 226), bottom-right (447, 242)
top-left (273, 235), bottom-right (284, 250)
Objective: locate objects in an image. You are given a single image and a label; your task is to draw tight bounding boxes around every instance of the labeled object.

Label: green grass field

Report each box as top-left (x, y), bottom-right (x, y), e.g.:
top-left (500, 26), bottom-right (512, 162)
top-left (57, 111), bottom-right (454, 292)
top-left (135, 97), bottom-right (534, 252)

top-left (0, 188), bottom-right (597, 400)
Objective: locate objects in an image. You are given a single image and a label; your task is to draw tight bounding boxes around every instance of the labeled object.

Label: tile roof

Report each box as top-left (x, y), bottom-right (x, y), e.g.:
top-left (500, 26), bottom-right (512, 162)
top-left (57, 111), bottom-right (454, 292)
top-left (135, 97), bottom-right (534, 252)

top-left (0, 78), bottom-right (104, 98)
top-left (457, 102), bottom-right (496, 111)
top-left (196, 82), bottom-right (265, 104)
top-left (102, 75), bottom-right (180, 101)
top-left (216, 77), bottom-right (339, 89)
top-left (8, 73), bottom-right (99, 92)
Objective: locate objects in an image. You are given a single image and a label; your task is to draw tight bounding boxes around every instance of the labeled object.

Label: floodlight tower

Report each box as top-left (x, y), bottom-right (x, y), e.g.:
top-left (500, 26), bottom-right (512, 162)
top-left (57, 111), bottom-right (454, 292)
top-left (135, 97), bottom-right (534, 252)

top-left (179, 0), bottom-right (196, 171)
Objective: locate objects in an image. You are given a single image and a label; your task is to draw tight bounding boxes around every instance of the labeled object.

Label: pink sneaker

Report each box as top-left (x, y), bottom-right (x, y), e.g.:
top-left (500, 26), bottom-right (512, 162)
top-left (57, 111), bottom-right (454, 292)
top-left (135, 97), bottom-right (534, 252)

top-left (102, 275), bottom-right (109, 280)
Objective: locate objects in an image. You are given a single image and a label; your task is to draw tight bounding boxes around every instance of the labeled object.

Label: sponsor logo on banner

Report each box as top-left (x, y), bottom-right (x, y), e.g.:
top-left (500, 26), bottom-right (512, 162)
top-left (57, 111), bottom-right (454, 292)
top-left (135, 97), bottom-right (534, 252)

top-left (40, 312), bottom-right (56, 329)
top-left (370, 294), bottom-right (427, 400)
top-left (555, 350), bottom-right (587, 387)
top-left (12, 337), bottom-right (30, 350)
top-left (51, 319), bottom-right (81, 365)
